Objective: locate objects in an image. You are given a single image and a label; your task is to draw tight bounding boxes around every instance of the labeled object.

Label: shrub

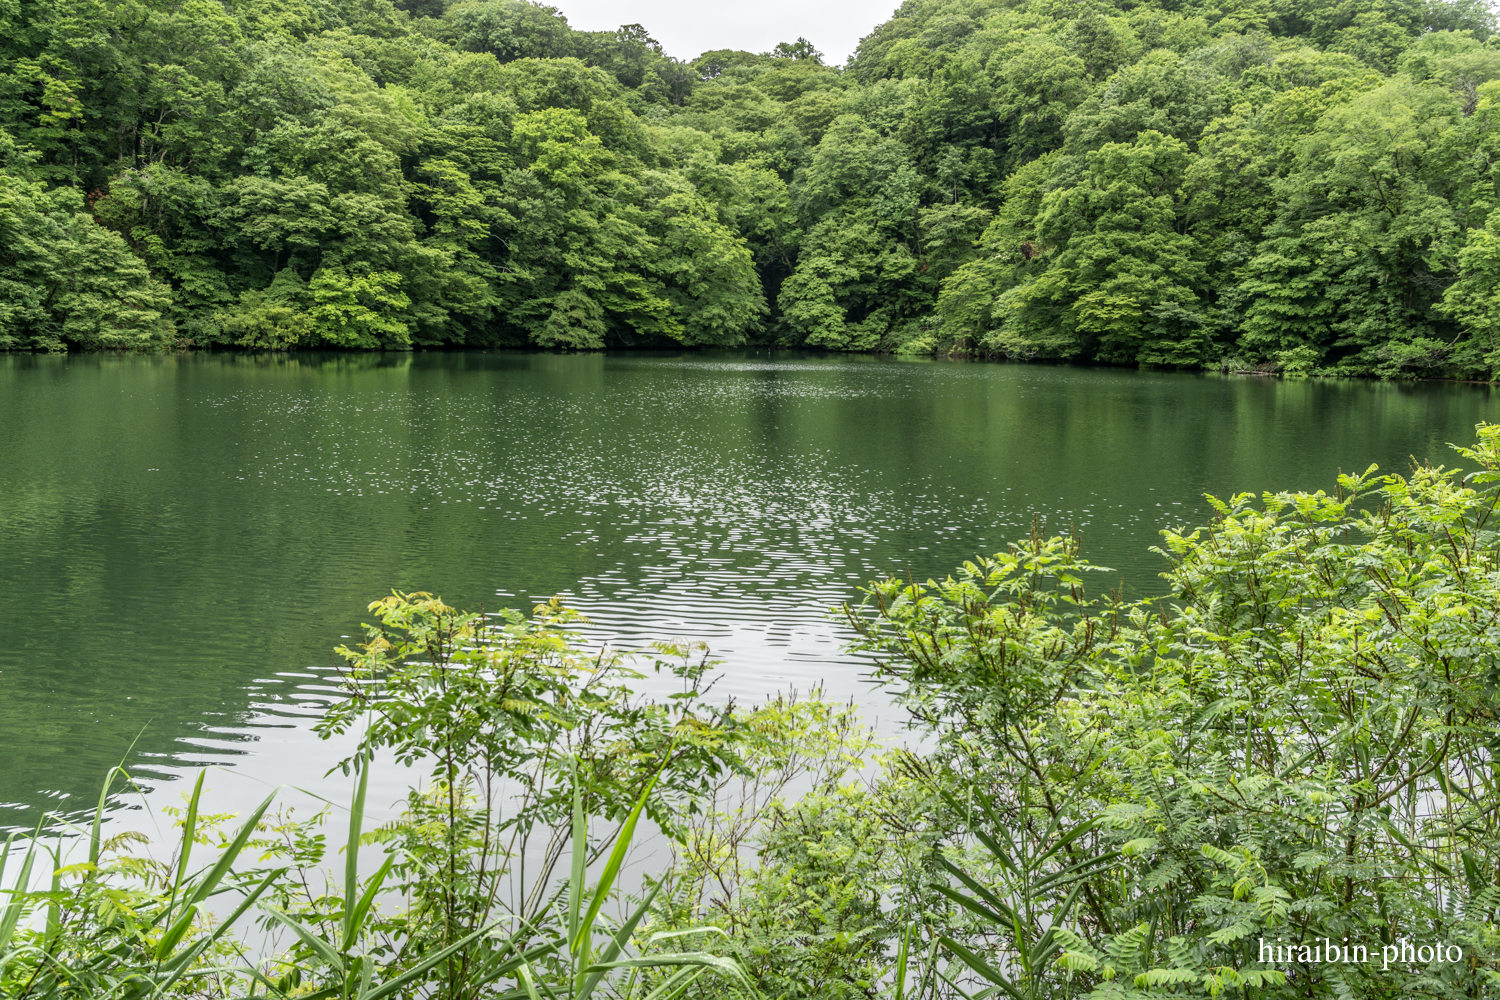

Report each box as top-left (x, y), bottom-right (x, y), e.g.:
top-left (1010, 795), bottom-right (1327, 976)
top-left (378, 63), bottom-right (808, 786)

top-left (845, 425), bottom-right (1500, 998)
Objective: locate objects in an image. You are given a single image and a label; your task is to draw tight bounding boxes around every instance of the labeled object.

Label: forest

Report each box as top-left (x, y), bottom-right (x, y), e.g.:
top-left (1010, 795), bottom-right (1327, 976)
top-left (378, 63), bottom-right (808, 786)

top-left (4, 0), bottom-right (1500, 376)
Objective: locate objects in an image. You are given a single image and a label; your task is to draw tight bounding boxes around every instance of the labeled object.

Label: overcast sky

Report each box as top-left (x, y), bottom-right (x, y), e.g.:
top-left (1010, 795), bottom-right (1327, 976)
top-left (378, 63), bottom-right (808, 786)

top-left (549, 0), bottom-right (902, 65)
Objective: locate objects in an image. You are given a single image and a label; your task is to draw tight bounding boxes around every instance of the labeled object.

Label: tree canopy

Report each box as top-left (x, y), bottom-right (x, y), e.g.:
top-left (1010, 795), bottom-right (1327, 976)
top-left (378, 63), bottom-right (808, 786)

top-left (4, 0), bottom-right (1500, 375)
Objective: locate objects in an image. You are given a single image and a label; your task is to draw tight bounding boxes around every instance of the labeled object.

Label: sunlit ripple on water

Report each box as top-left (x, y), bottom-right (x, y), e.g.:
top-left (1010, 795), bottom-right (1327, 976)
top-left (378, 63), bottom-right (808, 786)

top-left (2, 351), bottom-right (1497, 830)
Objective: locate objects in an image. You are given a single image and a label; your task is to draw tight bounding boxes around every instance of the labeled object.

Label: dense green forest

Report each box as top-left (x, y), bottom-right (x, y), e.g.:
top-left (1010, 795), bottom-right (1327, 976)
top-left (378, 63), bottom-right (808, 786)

top-left (4, 0), bottom-right (1500, 374)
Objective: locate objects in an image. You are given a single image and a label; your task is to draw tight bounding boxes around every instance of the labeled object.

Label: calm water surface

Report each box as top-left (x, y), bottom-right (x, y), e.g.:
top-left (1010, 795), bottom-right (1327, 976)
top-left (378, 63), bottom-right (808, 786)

top-left (2, 351), bottom-right (1496, 826)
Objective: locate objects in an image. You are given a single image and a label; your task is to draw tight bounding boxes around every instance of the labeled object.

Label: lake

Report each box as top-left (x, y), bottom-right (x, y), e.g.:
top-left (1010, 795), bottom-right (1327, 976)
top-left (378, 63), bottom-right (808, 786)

top-left (2, 350), bottom-right (1496, 828)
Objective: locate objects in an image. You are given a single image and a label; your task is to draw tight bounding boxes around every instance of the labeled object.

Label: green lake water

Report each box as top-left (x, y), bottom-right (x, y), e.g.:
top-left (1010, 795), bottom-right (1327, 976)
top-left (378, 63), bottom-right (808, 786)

top-left (2, 350), bottom-right (1497, 826)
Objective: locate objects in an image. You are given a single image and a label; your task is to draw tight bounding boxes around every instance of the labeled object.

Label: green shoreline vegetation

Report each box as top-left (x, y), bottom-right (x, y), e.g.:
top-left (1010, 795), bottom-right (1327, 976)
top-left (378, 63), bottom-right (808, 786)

top-left (4, 0), bottom-right (1500, 376)
top-left (5, 427), bottom-right (1500, 998)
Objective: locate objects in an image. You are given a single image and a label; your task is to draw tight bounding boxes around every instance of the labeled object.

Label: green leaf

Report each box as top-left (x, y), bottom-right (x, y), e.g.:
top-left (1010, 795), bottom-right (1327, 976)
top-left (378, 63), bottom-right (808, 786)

top-left (573, 768), bottom-right (661, 956)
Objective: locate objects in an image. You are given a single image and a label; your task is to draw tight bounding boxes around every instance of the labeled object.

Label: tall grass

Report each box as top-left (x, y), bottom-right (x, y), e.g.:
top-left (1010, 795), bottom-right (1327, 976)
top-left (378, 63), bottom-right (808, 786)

top-left (0, 760), bottom-right (752, 999)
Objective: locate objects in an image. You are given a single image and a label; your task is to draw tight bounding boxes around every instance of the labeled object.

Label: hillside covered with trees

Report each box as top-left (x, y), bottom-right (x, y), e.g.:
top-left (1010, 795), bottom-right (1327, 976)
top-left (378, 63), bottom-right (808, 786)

top-left (3, 0), bottom-right (1500, 376)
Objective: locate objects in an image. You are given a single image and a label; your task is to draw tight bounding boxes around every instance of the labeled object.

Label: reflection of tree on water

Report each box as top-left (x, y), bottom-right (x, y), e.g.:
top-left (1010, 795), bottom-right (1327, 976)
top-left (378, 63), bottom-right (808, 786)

top-left (0, 353), bottom-right (1495, 833)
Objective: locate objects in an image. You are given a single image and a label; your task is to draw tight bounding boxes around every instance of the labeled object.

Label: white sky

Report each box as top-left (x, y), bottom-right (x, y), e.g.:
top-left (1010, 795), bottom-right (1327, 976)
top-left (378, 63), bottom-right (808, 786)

top-left (550, 0), bottom-right (903, 65)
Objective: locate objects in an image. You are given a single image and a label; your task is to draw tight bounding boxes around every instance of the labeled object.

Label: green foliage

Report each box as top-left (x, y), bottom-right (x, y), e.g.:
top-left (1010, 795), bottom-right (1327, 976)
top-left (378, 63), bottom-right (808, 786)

top-left (0, 165), bottom-right (175, 351)
top-left (648, 692), bottom-right (928, 1000)
top-left (1439, 208), bottom-right (1500, 377)
top-left (1272, 344), bottom-right (1322, 375)
top-left (11, 431), bottom-right (1500, 999)
top-left (308, 267), bottom-right (412, 347)
top-left (0, 0), bottom-right (769, 352)
top-left (0, 597), bottom-right (759, 1000)
top-left (439, 0), bottom-right (579, 62)
top-left (995, 130), bottom-right (1211, 364)
top-left (842, 425), bottom-right (1500, 998)
top-left (2, 0), bottom-right (1499, 366)
top-left (313, 592), bottom-right (746, 998)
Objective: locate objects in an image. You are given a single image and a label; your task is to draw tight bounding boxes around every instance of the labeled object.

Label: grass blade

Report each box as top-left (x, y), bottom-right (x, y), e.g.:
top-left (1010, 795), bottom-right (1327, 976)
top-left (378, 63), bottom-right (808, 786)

top-left (345, 854), bottom-right (395, 954)
top-left (155, 866), bottom-right (287, 986)
top-left (939, 935), bottom-right (1025, 1000)
top-left (896, 920), bottom-right (912, 1000)
top-left (585, 952), bottom-right (757, 995)
top-left (641, 966), bottom-right (703, 1000)
top-left (517, 962), bottom-right (546, 1000)
top-left (573, 770), bottom-right (660, 956)
top-left (342, 760), bottom-right (370, 952)
top-left (156, 904), bottom-right (203, 963)
top-left (263, 906), bottom-right (345, 971)
top-left (0, 838), bottom-right (37, 953)
top-left (568, 774), bottom-right (585, 949)
top-left (89, 766), bottom-right (126, 872)
top-left (362, 929), bottom-right (555, 1000)
top-left (44, 841), bottom-right (61, 944)
top-left (183, 789), bottom-right (277, 910)
top-left (173, 770), bottom-right (206, 898)
top-left (578, 880), bottom-right (662, 999)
